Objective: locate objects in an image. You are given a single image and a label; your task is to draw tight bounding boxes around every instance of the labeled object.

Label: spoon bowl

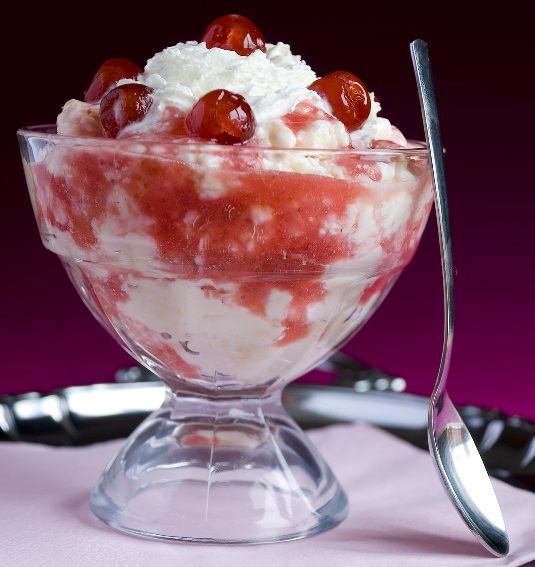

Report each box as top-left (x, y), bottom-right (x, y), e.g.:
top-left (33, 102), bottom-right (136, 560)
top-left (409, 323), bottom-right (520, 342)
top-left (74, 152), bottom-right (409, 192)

top-left (410, 39), bottom-right (509, 557)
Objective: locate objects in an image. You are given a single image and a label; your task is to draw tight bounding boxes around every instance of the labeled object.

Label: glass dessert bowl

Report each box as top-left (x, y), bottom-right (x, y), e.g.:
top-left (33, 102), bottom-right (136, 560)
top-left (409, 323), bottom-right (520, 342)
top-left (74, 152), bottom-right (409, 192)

top-left (18, 126), bottom-right (433, 543)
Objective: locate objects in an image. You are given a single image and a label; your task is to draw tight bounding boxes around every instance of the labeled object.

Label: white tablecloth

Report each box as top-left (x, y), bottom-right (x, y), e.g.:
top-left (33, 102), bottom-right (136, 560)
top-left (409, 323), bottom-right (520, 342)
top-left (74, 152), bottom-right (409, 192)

top-left (2, 422), bottom-right (534, 566)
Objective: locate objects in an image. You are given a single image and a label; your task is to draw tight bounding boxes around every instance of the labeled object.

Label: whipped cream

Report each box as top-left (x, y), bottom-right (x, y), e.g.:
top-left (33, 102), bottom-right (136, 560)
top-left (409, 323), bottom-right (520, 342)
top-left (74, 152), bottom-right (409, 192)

top-left (113, 40), bottom-right (403, 149)
top-left (140, 42), bottom-right (318, 119)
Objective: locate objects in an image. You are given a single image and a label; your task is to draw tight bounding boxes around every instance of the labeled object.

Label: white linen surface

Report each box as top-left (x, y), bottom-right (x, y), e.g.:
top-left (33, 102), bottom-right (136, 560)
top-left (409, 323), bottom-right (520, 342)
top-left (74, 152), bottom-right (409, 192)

top-left (1, 422), bottom-right (534, 566)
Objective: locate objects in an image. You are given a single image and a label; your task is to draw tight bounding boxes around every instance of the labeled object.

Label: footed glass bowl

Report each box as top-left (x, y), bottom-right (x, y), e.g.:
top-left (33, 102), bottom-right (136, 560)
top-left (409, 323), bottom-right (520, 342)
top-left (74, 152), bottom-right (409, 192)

top-left (17, 125), bottom-right (433, 543)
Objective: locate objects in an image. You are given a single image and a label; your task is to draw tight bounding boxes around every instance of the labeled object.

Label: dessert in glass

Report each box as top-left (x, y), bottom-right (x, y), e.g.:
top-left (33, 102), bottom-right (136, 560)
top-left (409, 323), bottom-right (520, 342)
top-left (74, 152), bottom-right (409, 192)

top-left (17, 15), bottom-right (433, 543)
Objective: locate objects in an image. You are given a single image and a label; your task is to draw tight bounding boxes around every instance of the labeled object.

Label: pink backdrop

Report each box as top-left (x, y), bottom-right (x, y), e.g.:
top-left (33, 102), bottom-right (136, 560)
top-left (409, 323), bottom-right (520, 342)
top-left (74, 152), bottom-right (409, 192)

top-left (2, 3), bottom-right (533, 422)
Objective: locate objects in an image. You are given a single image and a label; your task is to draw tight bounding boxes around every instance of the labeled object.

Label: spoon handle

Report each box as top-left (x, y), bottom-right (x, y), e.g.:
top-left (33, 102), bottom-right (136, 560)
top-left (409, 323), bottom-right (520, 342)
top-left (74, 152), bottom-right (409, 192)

top-left (410, 39), bottom-right (454, 391)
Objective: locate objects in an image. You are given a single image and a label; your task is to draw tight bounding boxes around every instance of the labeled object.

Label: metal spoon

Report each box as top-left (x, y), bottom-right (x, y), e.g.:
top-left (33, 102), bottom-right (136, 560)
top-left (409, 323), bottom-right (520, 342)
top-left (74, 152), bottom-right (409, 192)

top-left (410, 39), bottom-right (509, 557)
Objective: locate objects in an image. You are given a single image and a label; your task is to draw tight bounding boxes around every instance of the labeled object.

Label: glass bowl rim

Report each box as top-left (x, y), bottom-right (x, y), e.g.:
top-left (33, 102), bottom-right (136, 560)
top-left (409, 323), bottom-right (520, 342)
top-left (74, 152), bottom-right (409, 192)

top-left (17, 124), bottom-right (430, 157)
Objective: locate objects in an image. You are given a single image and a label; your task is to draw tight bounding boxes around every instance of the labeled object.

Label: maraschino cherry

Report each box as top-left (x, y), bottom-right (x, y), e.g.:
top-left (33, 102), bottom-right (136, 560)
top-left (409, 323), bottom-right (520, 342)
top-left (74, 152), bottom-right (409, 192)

top-left (185, 89), bottom-right (256, 144)
top-left (84, 58), bottom-right (143, 103)
top-left (100, 83), bottom-right (154, 138)
top-left (201, 14), bottom-right (266, 56)
top-left (309, 71), bottom-right (371, 131)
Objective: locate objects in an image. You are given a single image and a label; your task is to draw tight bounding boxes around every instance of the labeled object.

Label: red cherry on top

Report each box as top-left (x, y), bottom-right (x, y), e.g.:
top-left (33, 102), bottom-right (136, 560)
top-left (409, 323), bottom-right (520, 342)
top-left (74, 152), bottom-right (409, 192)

top-left (100, 83), bottom-right (154, 138)
top-left (84, 58), bottom-right (143, 103)
top-left (309, 71), bottom-right (371, 131)
top-left (201, 14), bottom-right (266, 56)
top-left (185, 89), bottom-right (256, 145)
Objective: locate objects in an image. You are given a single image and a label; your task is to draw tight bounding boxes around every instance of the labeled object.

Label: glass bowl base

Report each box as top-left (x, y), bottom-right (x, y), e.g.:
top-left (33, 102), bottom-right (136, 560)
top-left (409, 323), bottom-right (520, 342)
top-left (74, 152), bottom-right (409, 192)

top-left (90, 388), bottom-right (348, 543)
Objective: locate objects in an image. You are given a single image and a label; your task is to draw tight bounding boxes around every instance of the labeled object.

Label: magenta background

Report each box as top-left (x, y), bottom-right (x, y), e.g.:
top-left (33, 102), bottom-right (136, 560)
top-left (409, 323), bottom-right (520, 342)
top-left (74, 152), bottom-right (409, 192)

top-left (2, 3), bottom-right (534, 420)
